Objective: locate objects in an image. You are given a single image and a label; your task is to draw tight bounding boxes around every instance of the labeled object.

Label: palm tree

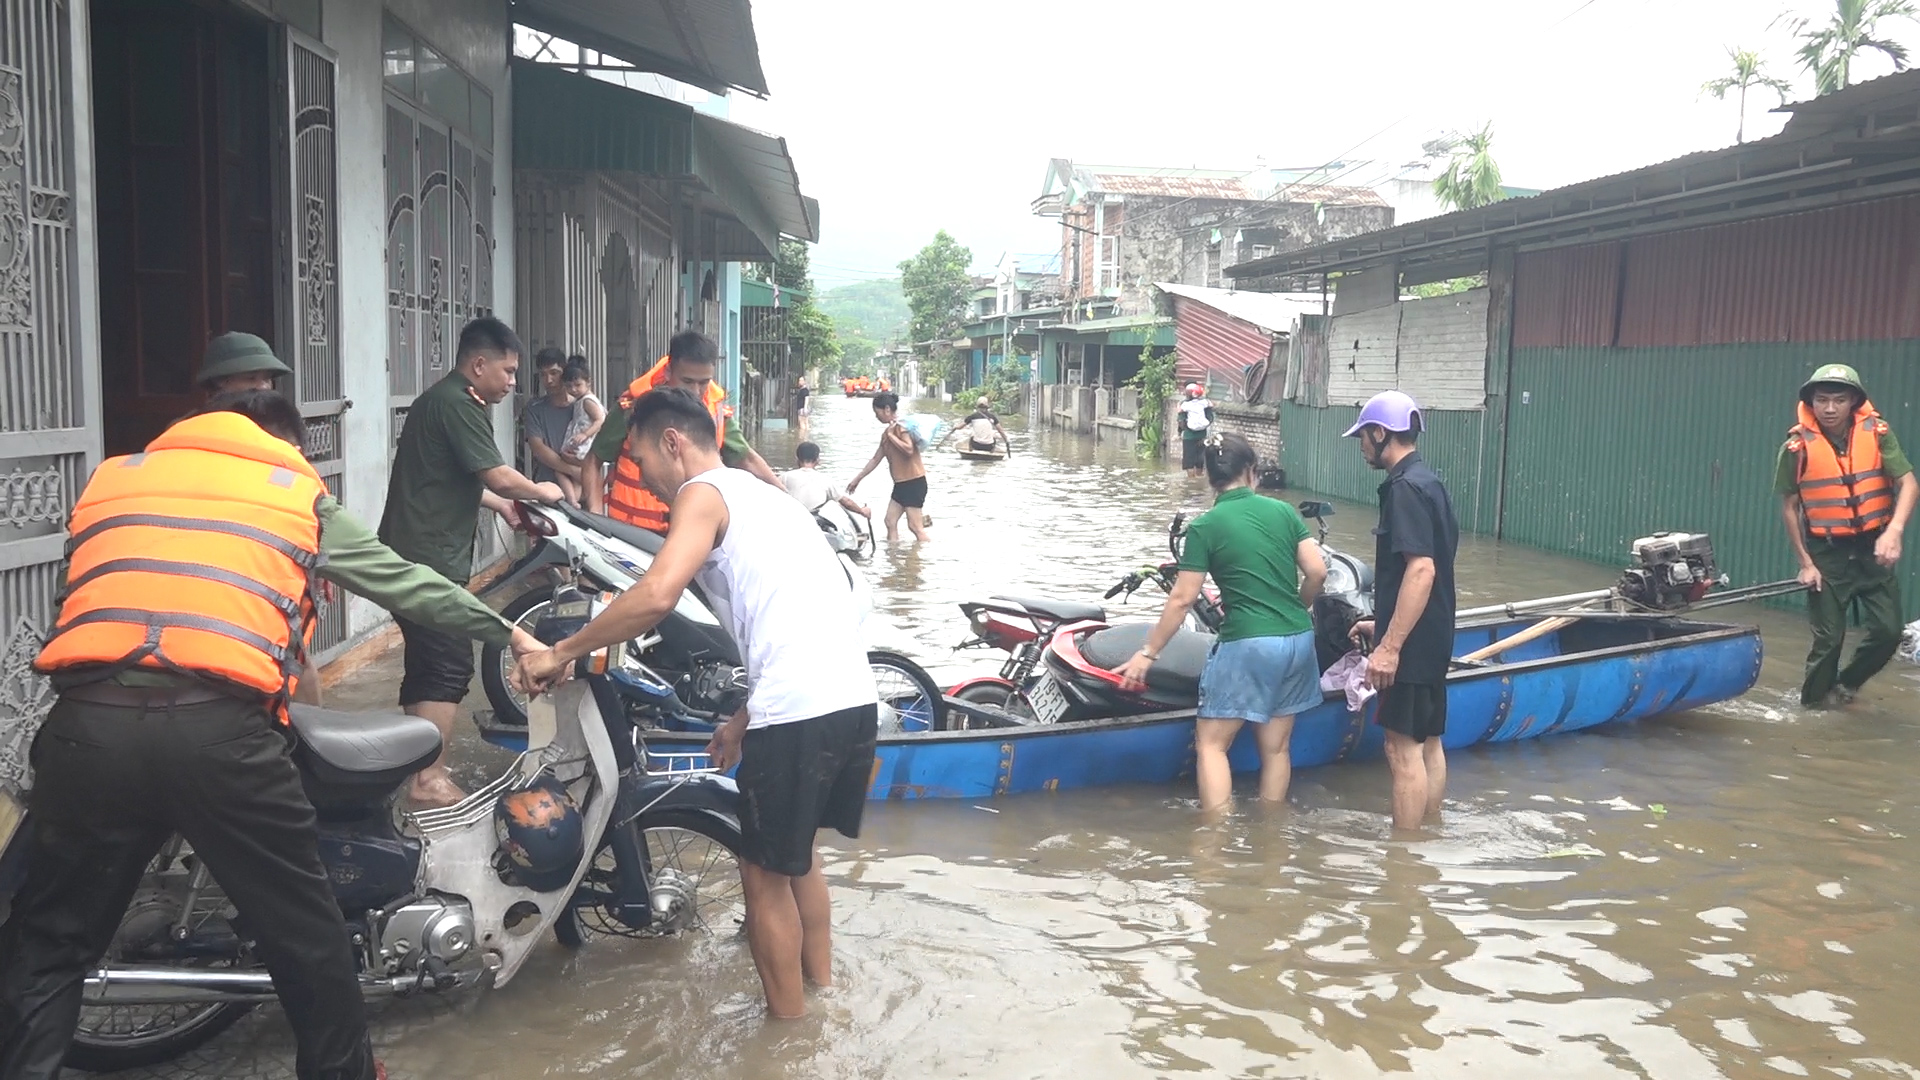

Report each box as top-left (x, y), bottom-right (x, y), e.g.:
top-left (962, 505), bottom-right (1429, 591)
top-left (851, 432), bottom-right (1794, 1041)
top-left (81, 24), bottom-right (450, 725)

top-left (1431, 123), bottom-right (1505, 213)
top-left (1701, 47), bottom-right (1796, 142)
top-left (1785, 0), bottom-right (1917, 96)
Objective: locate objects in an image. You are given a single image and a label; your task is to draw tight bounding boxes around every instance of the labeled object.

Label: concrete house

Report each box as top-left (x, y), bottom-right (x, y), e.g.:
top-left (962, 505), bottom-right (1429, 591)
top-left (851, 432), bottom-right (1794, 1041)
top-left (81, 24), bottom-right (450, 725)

top-left (0, 0), bottom-right (815, 817)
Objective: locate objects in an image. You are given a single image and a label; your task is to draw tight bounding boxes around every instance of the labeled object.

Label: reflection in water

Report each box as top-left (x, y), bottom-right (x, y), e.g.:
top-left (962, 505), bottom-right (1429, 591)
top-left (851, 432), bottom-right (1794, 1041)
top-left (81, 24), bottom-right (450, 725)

top-left (132, 395), bottom-right (1920, 1078)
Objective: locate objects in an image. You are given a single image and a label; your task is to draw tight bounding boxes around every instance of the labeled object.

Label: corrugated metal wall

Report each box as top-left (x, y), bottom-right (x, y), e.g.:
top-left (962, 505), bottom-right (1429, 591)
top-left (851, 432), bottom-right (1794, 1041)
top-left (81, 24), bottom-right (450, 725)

top-left (1503, 341), bottom-right (1919, 602)
top-left (1515, 194), bottom-right (1920, 349)
top-left (1512, 242), bottom-right (1622, 348)
top-left (1278, 402), bottom-right (1502, 535)
top-left (1171, 296), bottom-right (1273, 396)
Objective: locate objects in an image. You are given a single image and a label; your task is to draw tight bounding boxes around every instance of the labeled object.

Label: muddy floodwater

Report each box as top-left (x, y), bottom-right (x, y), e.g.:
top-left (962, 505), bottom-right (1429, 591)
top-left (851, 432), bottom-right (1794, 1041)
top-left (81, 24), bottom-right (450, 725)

top-left (108, 393), bottom-right (1920, 1079)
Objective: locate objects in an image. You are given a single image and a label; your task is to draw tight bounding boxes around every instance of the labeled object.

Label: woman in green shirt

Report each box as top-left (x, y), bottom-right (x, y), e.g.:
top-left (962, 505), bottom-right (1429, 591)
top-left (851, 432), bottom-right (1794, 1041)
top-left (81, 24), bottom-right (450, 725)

top-left (1115, 433), bottom-right (1328, 811)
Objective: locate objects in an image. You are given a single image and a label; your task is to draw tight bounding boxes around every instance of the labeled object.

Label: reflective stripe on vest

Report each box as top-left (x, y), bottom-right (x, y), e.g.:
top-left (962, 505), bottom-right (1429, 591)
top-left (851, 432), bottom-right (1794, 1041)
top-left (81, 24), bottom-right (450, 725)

top-left (605, 356), bottom-right (730, 533)
top-left (1790, 400), bottom-right (1896, 538)
top-left (35, 412), bottom-right (327, 708)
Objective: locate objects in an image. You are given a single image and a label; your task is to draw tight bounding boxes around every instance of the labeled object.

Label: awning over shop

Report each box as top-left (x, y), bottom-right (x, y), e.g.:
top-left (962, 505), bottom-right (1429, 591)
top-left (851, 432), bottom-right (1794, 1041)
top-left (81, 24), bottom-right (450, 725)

top-left (513, 60), bottom-right (817, 260)
top-left (1059, 314), bottom-right (1176, 348)
top-left (510, 0), bottom-right (769, 96)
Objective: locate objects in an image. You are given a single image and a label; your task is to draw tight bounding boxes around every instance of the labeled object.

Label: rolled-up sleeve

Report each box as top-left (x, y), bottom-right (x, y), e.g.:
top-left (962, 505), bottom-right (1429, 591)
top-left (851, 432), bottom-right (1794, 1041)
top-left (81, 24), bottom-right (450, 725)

top-left (315, 496), bottom-right (514, 646)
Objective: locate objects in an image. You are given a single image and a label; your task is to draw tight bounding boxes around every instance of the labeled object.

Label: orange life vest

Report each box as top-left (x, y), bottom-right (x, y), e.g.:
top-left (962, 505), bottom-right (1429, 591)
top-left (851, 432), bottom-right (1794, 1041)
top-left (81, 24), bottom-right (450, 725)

top-left (36, 412), bottom-right (326, 709)
top-left (605, 355), bottom-right (731, 533)
top-left (1787, 400), bottom-right (1896, 538)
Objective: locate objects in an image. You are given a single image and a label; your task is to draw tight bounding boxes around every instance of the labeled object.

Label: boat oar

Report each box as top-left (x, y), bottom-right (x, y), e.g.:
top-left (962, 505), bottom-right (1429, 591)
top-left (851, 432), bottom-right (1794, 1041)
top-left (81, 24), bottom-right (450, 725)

top-left (1459, 615), bottom-right (1582, 664)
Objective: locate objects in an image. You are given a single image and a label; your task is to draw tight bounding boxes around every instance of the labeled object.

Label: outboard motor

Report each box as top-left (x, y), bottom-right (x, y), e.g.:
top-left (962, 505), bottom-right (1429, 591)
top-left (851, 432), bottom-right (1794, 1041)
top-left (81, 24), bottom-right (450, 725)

top-left (1616, 532), bottom-right (1726, 611)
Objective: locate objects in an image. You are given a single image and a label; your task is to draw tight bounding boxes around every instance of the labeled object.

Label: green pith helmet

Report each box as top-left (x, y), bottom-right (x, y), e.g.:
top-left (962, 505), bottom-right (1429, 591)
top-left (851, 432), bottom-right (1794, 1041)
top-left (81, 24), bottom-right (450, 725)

top-left (1800, 363), bottom-right (1865, 402)
top-left (197, 332), bottom-right (292, 388)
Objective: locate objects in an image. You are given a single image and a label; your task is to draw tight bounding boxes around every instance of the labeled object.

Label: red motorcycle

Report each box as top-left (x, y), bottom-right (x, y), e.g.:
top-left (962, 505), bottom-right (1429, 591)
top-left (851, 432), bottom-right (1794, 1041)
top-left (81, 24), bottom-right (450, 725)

top-left (945, 514), bottom-right (1225, 724)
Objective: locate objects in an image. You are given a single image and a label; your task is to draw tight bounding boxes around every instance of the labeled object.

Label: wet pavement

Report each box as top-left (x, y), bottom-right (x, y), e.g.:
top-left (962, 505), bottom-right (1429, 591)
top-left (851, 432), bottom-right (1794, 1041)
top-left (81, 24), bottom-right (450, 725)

top-left (89, 392), bottom-right (1920, 1079)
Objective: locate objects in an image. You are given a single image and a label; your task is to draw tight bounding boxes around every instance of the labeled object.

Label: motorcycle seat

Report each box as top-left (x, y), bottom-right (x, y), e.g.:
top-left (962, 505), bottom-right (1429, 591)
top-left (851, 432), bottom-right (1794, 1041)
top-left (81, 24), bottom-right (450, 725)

top-left (992, 595), bottom-right (1106, 625)
top-left (288, 705), bottom-right (443, 784)
top-left (556, 503), bottom-right (666, 556)
top-left (1080, 623), bottom-right (1213, 691)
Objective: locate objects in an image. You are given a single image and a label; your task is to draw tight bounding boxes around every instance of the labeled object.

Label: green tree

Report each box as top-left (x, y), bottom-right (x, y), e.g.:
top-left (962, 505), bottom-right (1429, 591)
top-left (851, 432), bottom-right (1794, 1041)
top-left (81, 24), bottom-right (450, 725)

top-left (785, 300), bottom-right (838, 377)
top-left (761, 239), bottom-right (837, 378)
top-left (1430, 123), bottom-right (1506, 213)
top-left (1127, 345), bottom-right (1179, 460)
top-left (1787, 0), bottom-right (1916, 95)
top-left (1702, 47), bottom-right (1796, 142)
top-left (898, 231), bottom-right (974, 391)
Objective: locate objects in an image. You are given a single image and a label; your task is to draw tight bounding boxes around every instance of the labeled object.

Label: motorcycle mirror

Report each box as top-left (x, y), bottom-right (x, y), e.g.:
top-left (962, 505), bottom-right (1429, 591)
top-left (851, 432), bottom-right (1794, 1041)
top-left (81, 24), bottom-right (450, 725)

top-left (1296, 500), bottom-right (1334, 520)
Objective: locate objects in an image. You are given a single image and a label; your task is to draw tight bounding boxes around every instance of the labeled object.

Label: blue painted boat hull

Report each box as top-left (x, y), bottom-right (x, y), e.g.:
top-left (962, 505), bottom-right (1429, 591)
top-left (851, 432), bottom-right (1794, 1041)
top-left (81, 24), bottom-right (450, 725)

top-left (482, 616), bottom-right (1763, 800)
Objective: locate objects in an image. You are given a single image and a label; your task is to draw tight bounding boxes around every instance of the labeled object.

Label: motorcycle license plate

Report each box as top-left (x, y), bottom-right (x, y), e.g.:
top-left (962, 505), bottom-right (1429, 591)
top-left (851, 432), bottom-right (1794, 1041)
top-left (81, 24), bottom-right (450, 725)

top-left (1027, 675), bottom-right (1071, 725)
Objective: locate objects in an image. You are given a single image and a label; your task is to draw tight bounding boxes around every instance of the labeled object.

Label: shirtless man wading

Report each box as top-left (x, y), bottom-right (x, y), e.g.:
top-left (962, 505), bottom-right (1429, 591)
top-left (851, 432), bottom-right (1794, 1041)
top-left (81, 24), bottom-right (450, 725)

top-left (849, 391), bottom-right (930, 543)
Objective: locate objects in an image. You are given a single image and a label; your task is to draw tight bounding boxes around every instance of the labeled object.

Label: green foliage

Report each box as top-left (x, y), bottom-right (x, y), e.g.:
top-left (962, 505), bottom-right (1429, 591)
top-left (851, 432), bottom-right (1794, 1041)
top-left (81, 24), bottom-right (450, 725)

top-left (1404, 275), bottom-right (1486, 299)
top-left (816, 279), bottom-right (910, 343)
top-left (917, 345), bottom-right (959, 395)
top-left (1702, 46), bottom-right (1796, 142)
top-left (1431, 123), bottom-right (1506, 213)
top-left (836, 335), bottom-right (878, 378)
top-left (1787, 0), bottom-right (1915, 95)
top-left (774, 238), bottom-right (812, 293)
top-left (899, 230), bottom-right (975, 349)
top-left (786, 300), bottom-right (838, 376)
top-left (1127, 344), bottom-right (1179, 459)
top-left (977, 353), bottom-right (1027, 410)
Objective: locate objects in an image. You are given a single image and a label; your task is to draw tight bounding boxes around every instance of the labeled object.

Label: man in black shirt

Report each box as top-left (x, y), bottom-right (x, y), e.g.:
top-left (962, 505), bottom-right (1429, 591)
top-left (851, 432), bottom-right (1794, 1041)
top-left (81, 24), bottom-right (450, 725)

top-left (1344, 390), bottom-right (1459, 831)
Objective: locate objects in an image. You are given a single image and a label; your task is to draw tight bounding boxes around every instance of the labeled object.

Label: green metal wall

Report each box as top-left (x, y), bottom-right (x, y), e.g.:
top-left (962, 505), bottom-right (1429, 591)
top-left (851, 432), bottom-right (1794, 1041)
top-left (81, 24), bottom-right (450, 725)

top-left (1503, 342), bottom-right (1920, 604)
top-left (1278, 402), bottom-right (1502, 534)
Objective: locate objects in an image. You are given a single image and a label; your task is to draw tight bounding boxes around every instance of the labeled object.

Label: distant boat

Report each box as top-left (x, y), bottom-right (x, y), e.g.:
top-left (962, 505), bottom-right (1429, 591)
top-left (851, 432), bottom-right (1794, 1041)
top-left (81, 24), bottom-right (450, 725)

top-left (480, 614), bottom-right (1763, 800)
top-left (956, 444), bottom-right (1007, 461)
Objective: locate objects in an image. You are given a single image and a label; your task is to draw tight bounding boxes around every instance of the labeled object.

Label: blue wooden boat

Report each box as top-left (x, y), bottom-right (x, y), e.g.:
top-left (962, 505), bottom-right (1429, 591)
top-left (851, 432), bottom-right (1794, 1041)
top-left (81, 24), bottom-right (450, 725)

top-left (478, 614), bottom-right (1762, 800)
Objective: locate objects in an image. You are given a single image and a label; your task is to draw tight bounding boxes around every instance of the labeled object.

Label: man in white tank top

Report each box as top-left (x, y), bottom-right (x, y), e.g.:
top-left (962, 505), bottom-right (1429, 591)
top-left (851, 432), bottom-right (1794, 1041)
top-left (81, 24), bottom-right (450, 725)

top-left (516, 388), bottom-right (878, 1020)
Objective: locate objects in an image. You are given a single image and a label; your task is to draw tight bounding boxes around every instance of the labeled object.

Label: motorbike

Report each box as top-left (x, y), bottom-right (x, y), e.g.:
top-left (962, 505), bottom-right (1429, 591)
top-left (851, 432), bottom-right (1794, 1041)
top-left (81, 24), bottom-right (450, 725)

top-left (1026, 501), bottom-right (1375, 726)
top-left (479, 500), bottom-right (945, 733)
top-left (944, 513), bottom-right (1226, 724)
top-left (62, 593), bottom-right (744, 1073)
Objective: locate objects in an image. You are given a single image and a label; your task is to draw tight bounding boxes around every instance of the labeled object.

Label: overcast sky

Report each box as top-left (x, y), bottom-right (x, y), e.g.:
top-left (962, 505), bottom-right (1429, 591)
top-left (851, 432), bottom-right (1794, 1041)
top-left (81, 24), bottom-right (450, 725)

top-left (728, 0), bottom-right (1914, 288)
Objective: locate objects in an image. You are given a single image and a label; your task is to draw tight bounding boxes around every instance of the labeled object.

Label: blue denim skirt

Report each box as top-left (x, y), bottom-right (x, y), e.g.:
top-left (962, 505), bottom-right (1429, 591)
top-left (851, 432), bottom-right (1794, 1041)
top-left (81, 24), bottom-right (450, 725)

top-left (1195, 630), bottom-right (1323, 724)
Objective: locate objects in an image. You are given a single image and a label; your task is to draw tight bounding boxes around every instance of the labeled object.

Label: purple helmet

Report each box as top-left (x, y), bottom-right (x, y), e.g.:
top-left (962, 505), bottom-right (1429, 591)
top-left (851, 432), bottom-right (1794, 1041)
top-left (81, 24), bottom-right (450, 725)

top-left (1341, 390), bottom-right (1423, 437)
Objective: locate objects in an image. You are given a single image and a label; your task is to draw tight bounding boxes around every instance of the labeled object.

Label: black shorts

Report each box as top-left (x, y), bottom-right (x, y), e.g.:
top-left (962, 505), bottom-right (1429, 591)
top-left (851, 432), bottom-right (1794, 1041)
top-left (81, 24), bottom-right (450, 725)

top-left (968, 439), bottom-right (998, 452)
top-left (736, 704), bottom-right (879, 876)
top-left (890, 476), bottom-right (929, 509)
top-left (395, 615), bottom-right (475, 706)
top-left (1373, 681), bottom-right (1447, 742)
top-left (1181, 438), bottom-right (1204, 469)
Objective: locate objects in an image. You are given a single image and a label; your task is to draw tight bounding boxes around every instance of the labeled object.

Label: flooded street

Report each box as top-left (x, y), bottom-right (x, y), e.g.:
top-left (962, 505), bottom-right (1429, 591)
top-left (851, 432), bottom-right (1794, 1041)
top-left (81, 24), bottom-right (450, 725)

top-left (123, 393), bottom-right (1920, 1080)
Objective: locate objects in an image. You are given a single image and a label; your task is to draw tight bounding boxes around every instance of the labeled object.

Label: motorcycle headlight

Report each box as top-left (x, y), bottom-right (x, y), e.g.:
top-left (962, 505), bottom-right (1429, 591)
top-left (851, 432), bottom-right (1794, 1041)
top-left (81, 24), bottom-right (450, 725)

top-left (1323, 558), bottom-right (1356, 598)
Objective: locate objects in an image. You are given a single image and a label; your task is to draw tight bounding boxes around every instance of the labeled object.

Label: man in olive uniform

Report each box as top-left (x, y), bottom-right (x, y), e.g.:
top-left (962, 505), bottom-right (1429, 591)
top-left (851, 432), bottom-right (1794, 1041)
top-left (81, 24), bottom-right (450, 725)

top-left (1777, 364), bottom-right (1918, 706)
top-left (197, 331), bottom-right (294, 395)
top-left (380, 317), bottom-right (562, 807)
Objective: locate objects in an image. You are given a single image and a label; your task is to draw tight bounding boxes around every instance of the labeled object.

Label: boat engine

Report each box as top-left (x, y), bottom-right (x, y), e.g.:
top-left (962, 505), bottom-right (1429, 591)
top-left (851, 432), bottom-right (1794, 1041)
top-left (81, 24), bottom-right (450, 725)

top-left (1616, 532), bottom-right (1725, 611)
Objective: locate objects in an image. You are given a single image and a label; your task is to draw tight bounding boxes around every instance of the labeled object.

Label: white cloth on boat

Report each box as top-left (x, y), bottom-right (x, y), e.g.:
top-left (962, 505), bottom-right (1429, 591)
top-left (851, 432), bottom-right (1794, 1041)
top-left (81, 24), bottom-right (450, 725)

top-left (1320, 649), bottom-right (1375, 712)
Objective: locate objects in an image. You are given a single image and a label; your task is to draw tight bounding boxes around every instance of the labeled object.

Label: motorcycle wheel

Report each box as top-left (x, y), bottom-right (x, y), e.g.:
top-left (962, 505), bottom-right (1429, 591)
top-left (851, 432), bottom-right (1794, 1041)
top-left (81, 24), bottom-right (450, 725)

top-left (554, 810), bottom-right (746, 948)
top-left (65, 888), bottom-right (254, 1072)
top-left (951, 682), bottom-right (1036, 729)
top-left (480, 587), bottom-right (557, 728)
top-left (867, 649), bottom-right (949, 732)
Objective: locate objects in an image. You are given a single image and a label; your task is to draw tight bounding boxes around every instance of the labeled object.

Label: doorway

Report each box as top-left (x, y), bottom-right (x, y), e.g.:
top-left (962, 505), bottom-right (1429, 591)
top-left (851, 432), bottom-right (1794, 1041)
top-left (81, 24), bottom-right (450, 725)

top-left (92, 0), bottom-right (276, 456)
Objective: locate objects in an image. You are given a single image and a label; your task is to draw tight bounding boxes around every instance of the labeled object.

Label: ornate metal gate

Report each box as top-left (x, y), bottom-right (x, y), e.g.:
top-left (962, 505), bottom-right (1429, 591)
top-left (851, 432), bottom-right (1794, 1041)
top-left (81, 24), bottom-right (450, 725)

top-left (0, 0), bottom-right (87, 805)
top-left (280, 31), bottom-right (346, 654)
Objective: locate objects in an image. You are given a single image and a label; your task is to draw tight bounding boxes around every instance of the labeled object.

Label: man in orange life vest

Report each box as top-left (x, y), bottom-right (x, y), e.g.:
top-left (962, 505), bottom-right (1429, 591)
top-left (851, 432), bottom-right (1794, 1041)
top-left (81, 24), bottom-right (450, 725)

top-left (579, 330), bottom-right (783, 527)
top-left (0, 390), bottom-right (549, 1080)
top-left (1777, 364), bottom-right (1918, 707)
